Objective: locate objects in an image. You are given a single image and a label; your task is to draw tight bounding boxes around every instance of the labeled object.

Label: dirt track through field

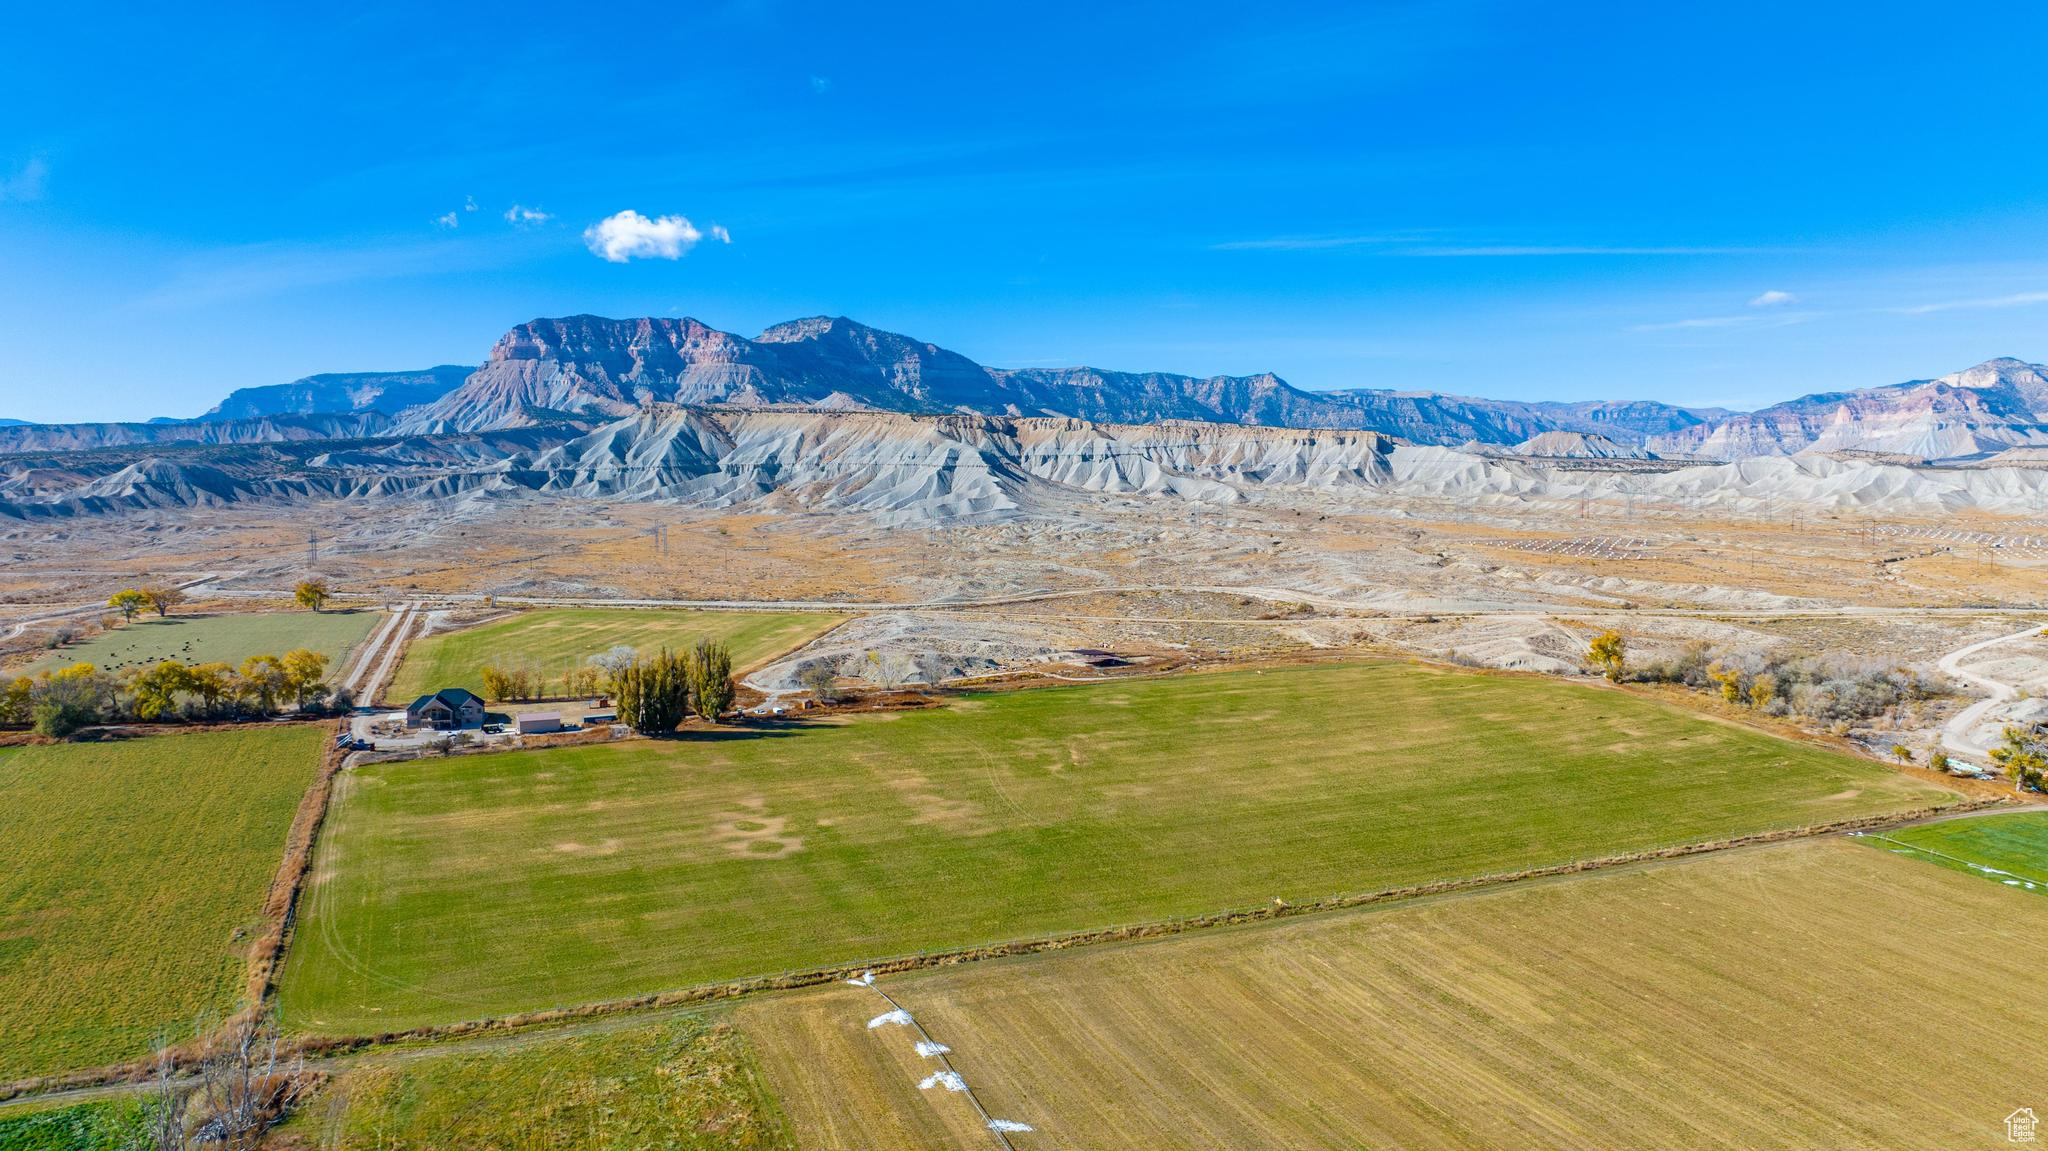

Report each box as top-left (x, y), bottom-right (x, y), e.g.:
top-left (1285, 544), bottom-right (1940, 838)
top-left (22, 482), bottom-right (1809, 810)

top-left (1936, 619), bottom-right (2048, 758)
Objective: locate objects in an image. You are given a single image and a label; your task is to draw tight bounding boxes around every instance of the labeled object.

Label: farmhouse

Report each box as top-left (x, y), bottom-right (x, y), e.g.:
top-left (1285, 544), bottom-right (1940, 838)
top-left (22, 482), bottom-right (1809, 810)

top-left (405, 688), bottom-right (486, 731)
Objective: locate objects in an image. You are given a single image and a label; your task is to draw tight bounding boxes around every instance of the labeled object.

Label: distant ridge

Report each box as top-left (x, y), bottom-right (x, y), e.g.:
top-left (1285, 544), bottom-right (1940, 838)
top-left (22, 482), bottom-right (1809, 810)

top-left (394, 314), bottom-right (1717, 446)
top-left (19, 314), bottom-right (2048, 464)
top-left (201, 365), bottom-right (474, 421)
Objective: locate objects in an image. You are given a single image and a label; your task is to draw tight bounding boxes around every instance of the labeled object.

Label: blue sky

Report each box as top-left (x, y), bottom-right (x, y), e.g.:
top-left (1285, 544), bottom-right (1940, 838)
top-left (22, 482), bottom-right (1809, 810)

top-left (4, 1), bottom-right (2048, 422)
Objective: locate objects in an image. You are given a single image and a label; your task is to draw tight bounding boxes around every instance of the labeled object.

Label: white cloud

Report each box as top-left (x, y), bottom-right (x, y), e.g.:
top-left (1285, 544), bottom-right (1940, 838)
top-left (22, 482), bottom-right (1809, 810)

top-left (809, 75), bottom-right (832, 94)
top-left (1213, 234), bottom-right (1415, 251)
top-left (1408, 245), bottom-right (1754, 257)
top-left (504, 203), bottom-right (552, 226)
top-left (434, 211), bottom-right (459, 229)
top-left (0, 157), bottom-right (48, 202)
top-left (1213, 234), bottom-right (1767, 256)
top-left (1893, 290), bottom-right (2048, 315)
top-left (1631, 311), bottom-right (1817, 333)
top-left (583, 209), bottom-right (727, 262)
top-left (463, 194), bottom-right (478, 213)
top-left (1749, 289), bottom-right (1797, 307)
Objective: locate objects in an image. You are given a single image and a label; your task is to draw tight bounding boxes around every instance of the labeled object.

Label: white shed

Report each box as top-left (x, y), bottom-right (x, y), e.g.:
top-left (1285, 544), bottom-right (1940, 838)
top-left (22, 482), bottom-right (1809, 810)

top-left (515, 712), bottom-right (563, 735)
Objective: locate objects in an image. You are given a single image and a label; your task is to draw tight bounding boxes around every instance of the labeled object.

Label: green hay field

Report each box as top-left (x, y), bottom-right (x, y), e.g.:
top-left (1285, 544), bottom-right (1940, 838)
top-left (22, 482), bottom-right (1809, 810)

top-left (383, 608), bottom-right (843, 704)
top-left (1861, 810), bottom-right (2048, 894)
top-left (279, 661), bottom-right (1953, 1036)
top-left (0, 727), bottom-right (324, 1081)
top-left (0, 1098), bottom-right (147, 1151)
top-left (16, 610), bottom-right (381, 679)
top-left (276, 1014), bottom-right (792, 1151)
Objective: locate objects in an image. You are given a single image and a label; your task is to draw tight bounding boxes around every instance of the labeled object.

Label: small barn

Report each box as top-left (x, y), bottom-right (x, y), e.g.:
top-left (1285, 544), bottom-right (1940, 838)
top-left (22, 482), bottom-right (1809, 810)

top-left (405, 688), bottom-right (486, 731)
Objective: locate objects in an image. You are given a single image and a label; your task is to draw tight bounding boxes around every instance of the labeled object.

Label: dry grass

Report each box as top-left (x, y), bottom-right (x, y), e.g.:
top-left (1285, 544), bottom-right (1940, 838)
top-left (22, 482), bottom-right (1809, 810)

top-left (742, 837), bottom-right (2048, 1150)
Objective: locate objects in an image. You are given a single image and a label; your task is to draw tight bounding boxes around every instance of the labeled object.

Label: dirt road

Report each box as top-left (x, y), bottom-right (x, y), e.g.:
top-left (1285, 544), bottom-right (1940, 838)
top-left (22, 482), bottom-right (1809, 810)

top-left (1937, 621), bottom-right (2048, 758)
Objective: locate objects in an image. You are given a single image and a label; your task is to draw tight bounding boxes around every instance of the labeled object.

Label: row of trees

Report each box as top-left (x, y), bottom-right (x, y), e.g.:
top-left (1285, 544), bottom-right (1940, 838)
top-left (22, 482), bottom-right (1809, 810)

top-left (108, 585), bottom-right (188, 622)
top-left (102, 580), bottom-right (329, 631)
top-left (479, 662), bottom-right (606, 702)
top-left (613, 641), bottom-right (735, 734)
top-left (0, 650), bottom-right (335, 738)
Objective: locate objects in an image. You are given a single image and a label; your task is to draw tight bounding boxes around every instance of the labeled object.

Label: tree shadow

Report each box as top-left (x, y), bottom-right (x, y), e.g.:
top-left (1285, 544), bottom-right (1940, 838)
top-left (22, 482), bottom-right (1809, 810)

top-left (656, 721), bottom-right (810, 742)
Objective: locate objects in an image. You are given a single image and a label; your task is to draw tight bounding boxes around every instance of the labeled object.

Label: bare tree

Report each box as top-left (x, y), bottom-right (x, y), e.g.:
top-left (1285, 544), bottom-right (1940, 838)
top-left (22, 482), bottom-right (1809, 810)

top-left (144, 1019), bottom-right (312, 1150)
top-left (863, 649), bottom-right (917, 690)
top-left (796, 660), bottom-right (842, 702)
top-left (145, 1046), bottom-right (190, 1151)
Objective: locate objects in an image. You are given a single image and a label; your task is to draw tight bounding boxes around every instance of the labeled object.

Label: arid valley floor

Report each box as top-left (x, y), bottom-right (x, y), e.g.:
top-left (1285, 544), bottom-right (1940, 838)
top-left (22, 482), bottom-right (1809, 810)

top-left (2, 460), bottom-right (2045, 1149)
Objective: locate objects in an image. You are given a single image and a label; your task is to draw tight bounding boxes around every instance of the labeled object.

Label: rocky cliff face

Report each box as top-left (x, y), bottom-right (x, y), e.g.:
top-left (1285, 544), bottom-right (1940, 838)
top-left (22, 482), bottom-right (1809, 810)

top-left (32, 314), bottom-right (2048, 466)
top-left (395, 314), bottom-right (1718, 444)
top-left (0, 412), bottom-right (399, 454)
top-left (201, 366), bottom-right (473, 420)
top-left (1646, 358), bottom-right (2048, 460)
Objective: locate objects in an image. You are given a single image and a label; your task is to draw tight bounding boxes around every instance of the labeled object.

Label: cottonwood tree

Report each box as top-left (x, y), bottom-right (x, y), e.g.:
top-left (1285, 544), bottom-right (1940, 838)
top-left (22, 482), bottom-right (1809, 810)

top-left (132, 661), bottom-right (194, 720)
top-left (689, 640), bottom-right (735, 722)
top-left (279, 649), bottom-right (329, 710)
top-left (142, 585), bottom-right (186, 617)
top-left (30, 665), bottom-right (105, 738)
top-left (1586, 631), bottom-right (1627, 682)
top-left (186, 662), bottom-right (234, 717)
top-left (293, 580), bottom-right (330, 612)
top-left (110, 588), bottom-right (149, 623)
top-left (239, 655), bottom-right (287, 713)
top-left (1990, 725), bottom-right (2047, 793)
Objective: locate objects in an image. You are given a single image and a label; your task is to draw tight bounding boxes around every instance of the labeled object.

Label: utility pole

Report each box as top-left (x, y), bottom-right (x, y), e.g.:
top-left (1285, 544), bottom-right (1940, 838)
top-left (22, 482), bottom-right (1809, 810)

top-left (307, 531), bottom-right (318, 567)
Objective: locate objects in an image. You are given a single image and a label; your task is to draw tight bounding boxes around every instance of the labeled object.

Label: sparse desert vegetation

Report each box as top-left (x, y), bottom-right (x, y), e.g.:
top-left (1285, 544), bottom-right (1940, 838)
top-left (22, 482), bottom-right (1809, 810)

top-left (743, 838), bottom-right (2048, 1149)
top-left (384, 608), bottom-right (841, 704)
top-left (278, 661), bottom-right (1953, 1036)
top-left (0, 727), bottom-right (325, 1080)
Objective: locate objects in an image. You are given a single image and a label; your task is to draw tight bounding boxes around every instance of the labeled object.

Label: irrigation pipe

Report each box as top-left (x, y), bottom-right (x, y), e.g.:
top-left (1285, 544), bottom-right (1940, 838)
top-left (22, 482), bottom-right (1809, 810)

top-left (1855, 831), bottom-right (2048, 888)
top-left (853, 976), bottom-right (1023, 1149)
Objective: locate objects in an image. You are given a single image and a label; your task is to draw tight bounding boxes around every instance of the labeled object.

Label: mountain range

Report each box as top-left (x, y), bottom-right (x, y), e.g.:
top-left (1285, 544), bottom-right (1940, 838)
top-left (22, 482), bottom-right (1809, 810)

top-left (4, 314), bottom-right (2047, 464)
top-left (201, 365), bottom-right (475, 421)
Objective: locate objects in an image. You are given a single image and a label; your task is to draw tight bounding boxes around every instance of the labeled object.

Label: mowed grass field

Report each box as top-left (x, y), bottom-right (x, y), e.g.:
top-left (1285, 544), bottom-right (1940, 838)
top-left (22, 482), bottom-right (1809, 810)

top-left (743, 839), bottom-right (2048, 1150)
top-left (0, 727), bottom-right (324, 1080)
top-left (274, 1014), bottom-right (793, 1150)
top-left (1861, 810), bottom-right (2048, 895)
top-left (383, 607), bottom-right (843, 703)
top-left (0, 1098), bottom-right (146, 1151)
top-left (17, 610), bottom-right (381, 678)
top-left (279, 661), bottom-right (1953, 1035)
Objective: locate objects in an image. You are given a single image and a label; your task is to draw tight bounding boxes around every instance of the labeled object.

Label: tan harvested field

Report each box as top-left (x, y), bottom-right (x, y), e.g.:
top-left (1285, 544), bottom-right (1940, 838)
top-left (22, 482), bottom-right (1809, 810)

top-left (741, 838), bottom-right (2048, 1150)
